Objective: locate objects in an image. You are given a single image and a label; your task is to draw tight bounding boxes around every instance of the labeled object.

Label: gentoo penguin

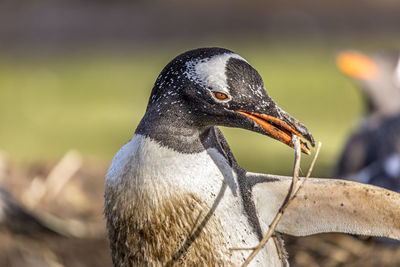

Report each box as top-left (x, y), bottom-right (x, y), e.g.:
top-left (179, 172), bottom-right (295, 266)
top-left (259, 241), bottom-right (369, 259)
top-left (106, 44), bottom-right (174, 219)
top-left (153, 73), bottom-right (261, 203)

top-left (335, 50), bottom-right (400, 190)
top-left (105, 48), bottom-right (400, 266)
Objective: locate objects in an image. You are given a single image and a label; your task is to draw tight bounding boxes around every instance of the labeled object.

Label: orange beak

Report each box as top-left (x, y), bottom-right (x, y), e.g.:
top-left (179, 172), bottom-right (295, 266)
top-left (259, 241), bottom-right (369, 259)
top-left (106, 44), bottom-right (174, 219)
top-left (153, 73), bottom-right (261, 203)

top-left (336, 51), bottom-right (379, 80)
top-left (237, 111), bottom-right (312, 154)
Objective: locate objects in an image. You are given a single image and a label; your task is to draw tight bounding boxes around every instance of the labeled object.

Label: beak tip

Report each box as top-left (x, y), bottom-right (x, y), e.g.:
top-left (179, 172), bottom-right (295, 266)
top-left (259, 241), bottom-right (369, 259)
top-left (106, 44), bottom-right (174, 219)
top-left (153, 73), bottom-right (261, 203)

top-left (300, 141), bottom-right (312, 155)
top-left (299, 130), bottom-right (315, 148)
top-left (309, 135), bottom-right (316, 147)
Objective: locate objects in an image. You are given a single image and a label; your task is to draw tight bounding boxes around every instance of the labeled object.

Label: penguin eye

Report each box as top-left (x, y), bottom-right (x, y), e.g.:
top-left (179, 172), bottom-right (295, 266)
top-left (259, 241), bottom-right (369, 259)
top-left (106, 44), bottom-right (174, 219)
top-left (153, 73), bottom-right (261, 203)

top-left (211, 91), bottom-right (230, 101)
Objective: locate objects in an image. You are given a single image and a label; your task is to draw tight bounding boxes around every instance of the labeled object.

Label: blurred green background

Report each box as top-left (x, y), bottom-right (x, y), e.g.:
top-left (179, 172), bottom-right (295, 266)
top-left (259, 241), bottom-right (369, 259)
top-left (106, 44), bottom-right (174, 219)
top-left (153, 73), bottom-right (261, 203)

top-left (1, 0), bottom-right (399, 177)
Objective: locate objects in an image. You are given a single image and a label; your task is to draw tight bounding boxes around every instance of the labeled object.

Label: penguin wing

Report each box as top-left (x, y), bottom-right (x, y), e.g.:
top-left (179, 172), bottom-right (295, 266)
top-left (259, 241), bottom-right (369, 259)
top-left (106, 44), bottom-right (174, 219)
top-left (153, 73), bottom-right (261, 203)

top-left (335, 129), bottom-right (371, 178)
top-left (249, 173), bottom-right (400, 240)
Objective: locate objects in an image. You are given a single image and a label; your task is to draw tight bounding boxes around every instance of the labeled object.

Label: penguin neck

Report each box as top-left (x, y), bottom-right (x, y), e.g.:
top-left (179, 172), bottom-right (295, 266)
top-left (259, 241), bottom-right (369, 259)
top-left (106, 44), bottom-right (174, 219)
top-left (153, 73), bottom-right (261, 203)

top-left (362, 81), bottom-right (400, 119)
top-left (135, 107), bottom-right (218, 154)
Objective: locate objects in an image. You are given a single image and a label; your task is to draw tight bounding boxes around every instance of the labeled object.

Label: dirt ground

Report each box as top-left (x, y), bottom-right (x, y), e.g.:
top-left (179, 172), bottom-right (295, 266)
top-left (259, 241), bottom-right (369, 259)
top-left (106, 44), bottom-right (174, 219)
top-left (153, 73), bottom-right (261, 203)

top-left (0, 154), bottom-right (399, 267)
top-left (0, 154), bottom-right (112, 267)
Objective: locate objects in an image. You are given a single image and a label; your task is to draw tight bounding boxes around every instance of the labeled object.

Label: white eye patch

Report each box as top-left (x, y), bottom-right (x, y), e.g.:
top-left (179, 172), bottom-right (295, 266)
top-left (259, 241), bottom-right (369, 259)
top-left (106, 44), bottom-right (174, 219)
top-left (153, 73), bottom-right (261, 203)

top-left (394, 56), bottom-right (400, 88)
top-left (184, 53), bottom-right (246, 95)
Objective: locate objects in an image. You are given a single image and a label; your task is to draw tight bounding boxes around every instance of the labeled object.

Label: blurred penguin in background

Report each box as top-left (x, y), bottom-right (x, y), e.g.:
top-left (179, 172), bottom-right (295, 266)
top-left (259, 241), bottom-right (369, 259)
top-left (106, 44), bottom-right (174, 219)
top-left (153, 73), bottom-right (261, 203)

top-left (336, 50), bottom-right (400, 191)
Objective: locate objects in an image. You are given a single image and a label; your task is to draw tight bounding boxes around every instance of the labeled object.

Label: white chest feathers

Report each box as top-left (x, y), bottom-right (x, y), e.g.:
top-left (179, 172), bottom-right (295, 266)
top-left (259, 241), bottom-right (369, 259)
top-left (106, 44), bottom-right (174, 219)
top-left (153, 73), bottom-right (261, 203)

top-left (106, 134), bottom-right (238, 200)
top-left (105, 134), bottom-right (280, 266)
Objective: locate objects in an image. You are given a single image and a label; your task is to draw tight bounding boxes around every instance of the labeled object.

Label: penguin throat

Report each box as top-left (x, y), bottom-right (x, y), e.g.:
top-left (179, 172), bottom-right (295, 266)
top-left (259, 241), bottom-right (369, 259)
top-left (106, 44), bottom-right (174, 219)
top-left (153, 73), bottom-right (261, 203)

top-left (135, 113), bottom-right (219, 154)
